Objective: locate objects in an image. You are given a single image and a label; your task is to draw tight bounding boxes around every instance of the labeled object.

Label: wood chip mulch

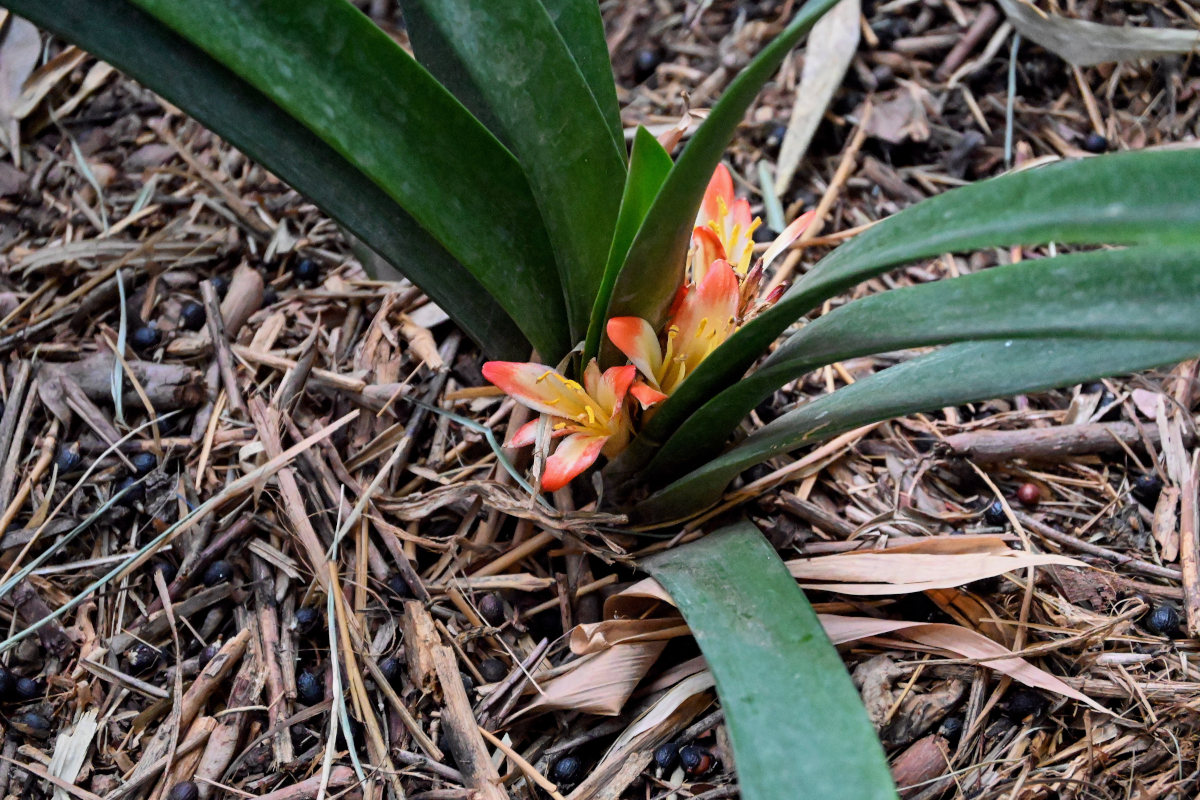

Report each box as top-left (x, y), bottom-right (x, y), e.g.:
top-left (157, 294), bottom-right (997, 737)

top-left (0, 0), bottom-right (1199, 798)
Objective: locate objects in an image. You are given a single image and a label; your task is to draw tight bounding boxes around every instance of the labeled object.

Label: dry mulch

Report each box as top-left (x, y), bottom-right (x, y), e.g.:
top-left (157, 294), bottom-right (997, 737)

top-left (0, 0), bottom-right (1199, 798)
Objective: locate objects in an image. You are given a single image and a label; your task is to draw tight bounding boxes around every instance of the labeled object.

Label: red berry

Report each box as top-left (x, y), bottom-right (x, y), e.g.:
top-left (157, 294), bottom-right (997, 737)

top-left (1016, 483), bottom-right (1040, 509)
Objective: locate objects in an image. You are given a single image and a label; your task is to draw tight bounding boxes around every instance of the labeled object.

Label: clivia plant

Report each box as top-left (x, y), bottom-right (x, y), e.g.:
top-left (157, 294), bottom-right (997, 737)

top-left (9, 0), bottom-right (1200, 797)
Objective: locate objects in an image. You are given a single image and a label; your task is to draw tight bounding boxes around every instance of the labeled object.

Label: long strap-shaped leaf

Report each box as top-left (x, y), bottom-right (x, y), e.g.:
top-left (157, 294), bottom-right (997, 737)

top-left (584, 128), bottom-right (675, 364)
top-left (400, 0), bottom-right (624, 155)
top-left (644, 523), bottom-right (898, 800)
top-left (622, 149), bottom-right (1200, 473)
top-left (600, 0), bottom-right (842, 349)
top-left (124, 0), bottom-right (573, 360)
top-left (2, 0), bottom-right (534, 360)
top-left (645, 245), bottom-right (1200, 479)
top-left (398, 0), bottom-right (626, 341)
top-left (540, 0), bottom-right (625, 154)
top-left (635, 337), bottom-right (1200, 522)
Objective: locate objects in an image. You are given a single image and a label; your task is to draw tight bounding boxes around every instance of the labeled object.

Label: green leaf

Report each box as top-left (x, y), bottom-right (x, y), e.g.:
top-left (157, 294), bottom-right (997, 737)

top-left (124, 0), bottom-right (573, 360)
top-left (540, 0), bottom-right (625, 155)
top-left (626, 148), bottom-right (1200, 473)
top-left (584, 128), bottom-right (674, 364)
top-left (601, 0), bottom-right (842, 338)
top-left (645, 245), bottom-right (1200, 479)
top-left (403, 0), bottom-right (624, 156)
top-left (3, 0), bottom-right (533, 359)
top-left (397, 0), bottom-right (627, 342)
top-left (635, 337), bottom-right (1200, 523)
top-left (644, 523), bottom-right (898, 800)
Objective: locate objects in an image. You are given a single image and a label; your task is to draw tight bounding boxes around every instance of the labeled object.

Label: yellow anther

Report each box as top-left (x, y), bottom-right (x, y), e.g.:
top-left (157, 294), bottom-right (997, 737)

top-left (584, 405), bottom-right (596, 425)
top-left (536, 371), bottom-right (555, 383)
top-left (553, 422), bottom-right (568, 430)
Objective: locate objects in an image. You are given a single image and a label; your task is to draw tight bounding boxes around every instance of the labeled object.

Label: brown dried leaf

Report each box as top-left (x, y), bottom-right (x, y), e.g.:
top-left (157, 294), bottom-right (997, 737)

top-left (521, 641), bottom-right (668, 716)
top-left (787, 535), bottom-right (1083, 595)
top-left (775, 0), bottom-right (860, 195)
top-left (996, 0), bottom-right (1200, 66)
top-left (569, 617), bottom-right (690, 655)
top-left (820, 614), bottom-right (1104, 710)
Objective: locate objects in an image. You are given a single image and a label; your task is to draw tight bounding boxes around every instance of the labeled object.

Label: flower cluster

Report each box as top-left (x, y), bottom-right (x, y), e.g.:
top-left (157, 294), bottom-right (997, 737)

top-left (482, 165), bottom-right (813, 490)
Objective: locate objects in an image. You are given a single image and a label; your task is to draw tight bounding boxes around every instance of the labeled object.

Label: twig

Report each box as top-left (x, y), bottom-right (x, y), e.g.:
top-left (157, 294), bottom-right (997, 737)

top-left (1179, 452), bottom-right (1200, 635)
top-left (200, 279), bottom-right (246, 418)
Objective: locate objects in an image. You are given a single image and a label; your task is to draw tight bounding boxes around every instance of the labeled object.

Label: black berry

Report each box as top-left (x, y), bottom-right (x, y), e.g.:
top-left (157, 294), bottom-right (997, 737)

top-left (151, 560), bottom-right (177, 585)
top-left (126, 643), bottom-right (161, 674)
top-left (478, 658), bottom-right (507, 683)
top-left (1081, 132), bottom-right (1109, 153)
top-left (295, 607), bottom-right (319, 636)
top-left (114, 476), bottom-right (145, 507)
top-left (0, 666), bottom-right (16, 701)
top-left (378, 657), bottom-right (404, 688)
top-left (550, 755), bottom-right (584, 786)
top-left (634, 49), bottom-right (662, 83)
top-left (130, 325), bottom-right (161, 352)
top-left (386, 574), bottom-right (412, 602)
top-left (679, 745), bottom-right (715, 776)
top-left (1002, 688), bottom-right (1046, 720)
top-left (1144, 604), bottom-right (1180, 637)
top-left (130, 451), bottom-right (157, 476)
top-left (983, 499), bottom-right (1007, 526)
top-left (54, 443), bottom-right (82, 473)
top-left (292, 258), bottom-right (320, 286)
top-left (210, 276), bottom-right (230, 297)
top-left (167, 782), bottom-right (199, 800)
top-left (297, 671), bottom-right (324, 705)
top-left (938, 716), bottom-right (964, 743)
top-left (197, 644), bottom-right (220, 670)
top-left (13, 677), bottom-right (38, 701)
top-left (203, 560), bottom-right (233, 587)
top-left (179, 300), bottom-right (206, 331)
top-left (14, 712), bottom-right (51, 739)
top-left (478, 593), bottom-right (505, 625)
top-left (654, 741), bottom-right (681, 771)
top-left (1131, 474), bottom-right (1163, 508)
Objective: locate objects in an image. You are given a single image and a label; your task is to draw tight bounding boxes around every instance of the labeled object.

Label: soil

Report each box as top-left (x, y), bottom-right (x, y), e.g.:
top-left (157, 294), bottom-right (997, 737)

top-left (0, 0), bottom-right (1199, 798)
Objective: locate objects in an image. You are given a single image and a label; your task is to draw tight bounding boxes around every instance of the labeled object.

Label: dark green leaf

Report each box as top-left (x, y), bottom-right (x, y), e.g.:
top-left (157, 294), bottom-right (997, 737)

top-left (540, 0), bottom-right (625, 154)
top-left (601, 0), bottom-right (841, 337)
top-left (646, 245), bottom-right (1200, 479)
top-left (635, 337), bottom-right (1200, 523)
top-left (627, 148), bottom-right (1200, 473)
top-left (644, 523), bottom-right (898, 800)
top-left (397, 0), bottom-right (626, 341)
top-left (584, 128), bottom-right (674, 364)
top-left (3, 0), bottom-right (532, 359)
top-left (126, 0), bottom-right (572, 359)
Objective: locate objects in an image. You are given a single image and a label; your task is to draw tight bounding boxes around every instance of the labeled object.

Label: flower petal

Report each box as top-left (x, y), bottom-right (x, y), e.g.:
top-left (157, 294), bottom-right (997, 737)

top-left (667, 259), bottom-right (740, 384)
top-left (598, 364), bottom-right (637, 417)
top-left (689, 226), bottom-right (726, 284)
top-left (541, 433), bottom-right (607, 492)
top-left (606, 317), bottom-right (663, 388)
top-left (482, 361), bottom-right (590, 421)
top-left (698, 163), bottom-right (735, 227)
top-left (630, 380), bottom-right (669, 409)
top-left (760, 209), bottom-right (816, 271)
top-left (506, 417), bottom-right (571, 448)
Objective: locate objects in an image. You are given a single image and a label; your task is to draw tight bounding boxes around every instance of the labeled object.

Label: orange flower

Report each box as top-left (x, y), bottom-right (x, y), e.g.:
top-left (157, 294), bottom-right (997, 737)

top-left (607, 166), bottom-right (817, 405)
top-left (607, 258), bottom-right (740, 402)
top-left (481, 360), bottom-right (636, 491)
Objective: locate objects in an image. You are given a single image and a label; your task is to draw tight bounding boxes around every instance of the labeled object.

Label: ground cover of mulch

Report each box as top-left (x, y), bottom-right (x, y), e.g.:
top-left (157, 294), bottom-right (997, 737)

top-left (1, 0), bottom-right (1199, 798)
